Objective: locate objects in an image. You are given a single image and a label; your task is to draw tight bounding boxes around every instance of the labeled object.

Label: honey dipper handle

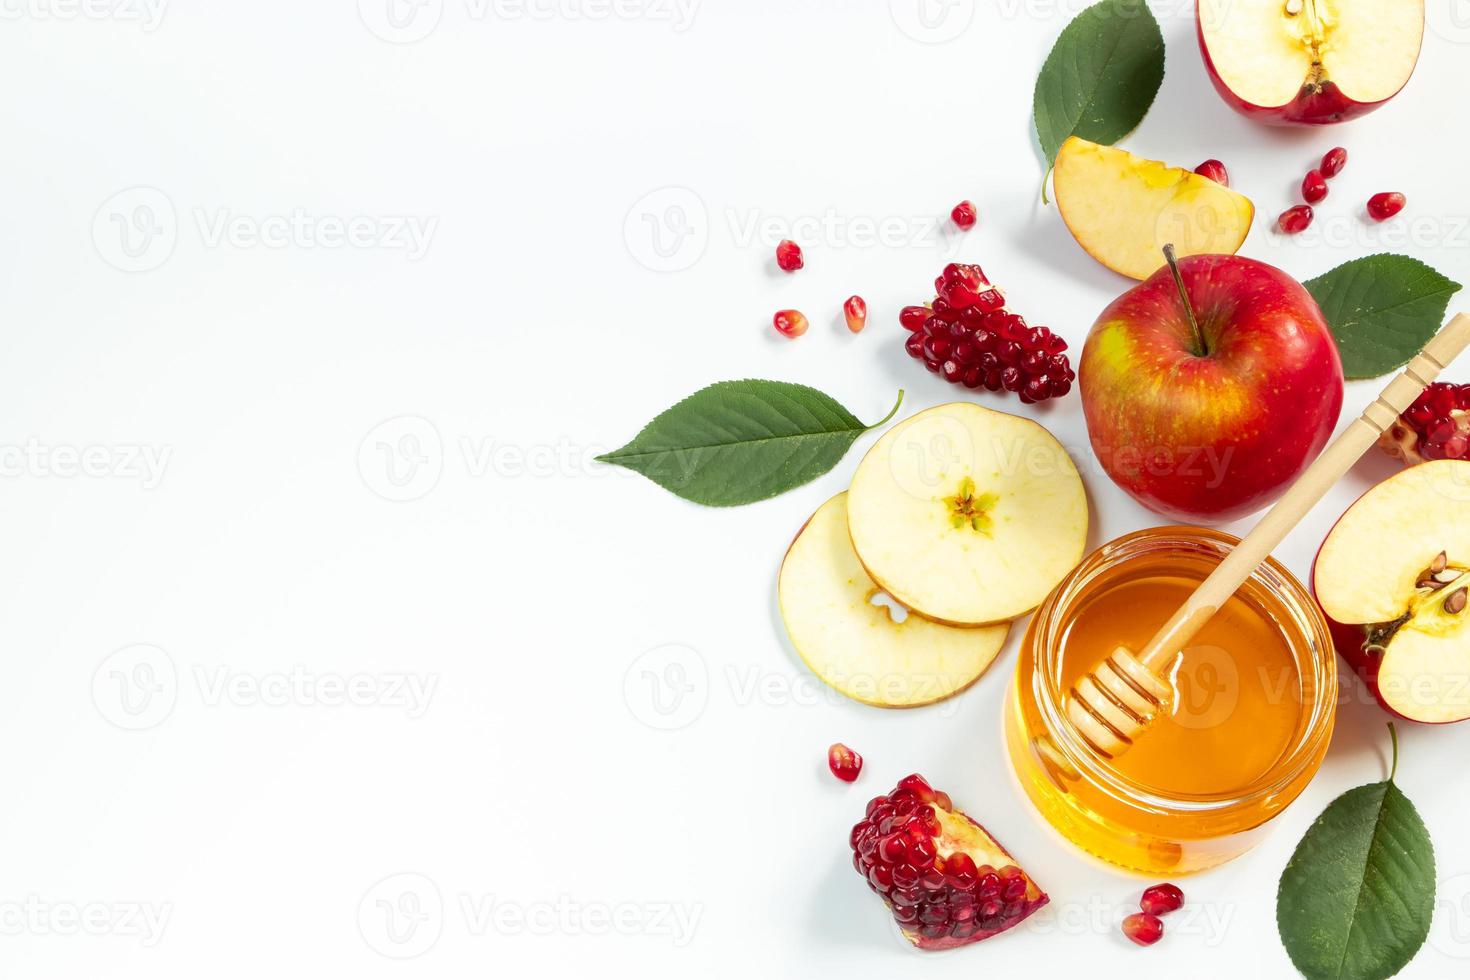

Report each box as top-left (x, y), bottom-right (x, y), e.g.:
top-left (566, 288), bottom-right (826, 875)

top-left (1136, 312), bottom-right (1470, 672)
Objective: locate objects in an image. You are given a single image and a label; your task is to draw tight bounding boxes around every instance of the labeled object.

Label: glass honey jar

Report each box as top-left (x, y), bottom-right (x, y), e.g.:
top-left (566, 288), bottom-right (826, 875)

top-left (1005, 526), bottom-right (1337, 875)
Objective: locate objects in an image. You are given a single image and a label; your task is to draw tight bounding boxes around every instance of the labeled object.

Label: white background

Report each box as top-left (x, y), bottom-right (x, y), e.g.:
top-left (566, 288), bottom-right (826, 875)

top-left (0, 0), bottom-right (1468, 976)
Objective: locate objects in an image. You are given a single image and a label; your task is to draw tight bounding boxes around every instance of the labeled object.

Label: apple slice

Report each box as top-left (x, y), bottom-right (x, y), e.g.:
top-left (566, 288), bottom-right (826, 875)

top-left (1198, 0), bottom-right (1424, 126)
top-left (1053, 137), bottom-right (1255, 281)
top-left (779, 493), bottom-right (1008, 707)
top-left (846, 403), bottom-right (1088, 626)
top-left (1314, 460), bottom-right (1470, 724)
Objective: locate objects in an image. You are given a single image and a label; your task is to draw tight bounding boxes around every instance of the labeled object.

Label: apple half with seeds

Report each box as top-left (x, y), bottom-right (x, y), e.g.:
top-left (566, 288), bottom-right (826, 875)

top-left (847, 403), bottom-right (1088, 626)
top-left (1198, 0), bottom-right (1424, 126)
top-left (1314, 460), bottom-right (1470, 724)
top-left (779, 493), bottom-right (1008, 707)
top-left (1053, 137), bottom-right (1255, 281)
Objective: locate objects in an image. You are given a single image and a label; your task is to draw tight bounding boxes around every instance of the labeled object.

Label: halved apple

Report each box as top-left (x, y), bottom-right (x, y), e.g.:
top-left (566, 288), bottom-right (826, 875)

top-left (1198, 0), bottom-right (1424, 126)
top-left (1053, 137), bottom-right (1254, 281)
top-left (1314, 460), bottom-right (1470, 724)
top-left (846, 403), bottom-right (1088, 626)
top-left (778, 493), bottom-right (1009, 707)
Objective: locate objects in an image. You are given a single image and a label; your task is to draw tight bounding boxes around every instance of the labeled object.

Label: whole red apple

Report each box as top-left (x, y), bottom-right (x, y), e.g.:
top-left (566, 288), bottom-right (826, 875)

top-left (1079, 252), bottom-right (1344, 523)
top-left (1197, 0), bottom-right (1423, 126)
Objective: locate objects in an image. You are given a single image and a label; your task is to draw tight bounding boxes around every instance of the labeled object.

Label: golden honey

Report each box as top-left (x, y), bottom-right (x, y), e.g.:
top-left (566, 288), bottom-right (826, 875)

top-left (1005, 527), bottom-right (1336, 875)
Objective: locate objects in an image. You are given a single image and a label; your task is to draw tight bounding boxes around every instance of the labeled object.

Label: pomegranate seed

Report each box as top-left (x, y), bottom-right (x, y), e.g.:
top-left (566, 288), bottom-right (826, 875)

top-left (828, 743), bottom-right (863, 782)
top-left (1302, 169), bottom-right (1328, 204)
top-left (1367, 192), bottom-right (1406, 222)
top-left (1139, 883), bottom-right (1184, 916)
top-left (1122, 912), bottom-right (1164, 947)
top-left (899, 305), bottom-right (930, 331)
top-left (1321, 146), bottom-right (1348, 178)
top-left (843, 296), bottom-right (867, 334)
top-left (773, 309), bottom-right (808, 339)
top-left (1193, 159), bottom-right (1229, 186)
top-left (775, 239), bottom-right (803, 272)
top-left (1278, 205), bottom-right (1313, 234)
top-left (899, 263), bottom-right (1072, 403)
top-left (951, 200), bottom-right (977, 230)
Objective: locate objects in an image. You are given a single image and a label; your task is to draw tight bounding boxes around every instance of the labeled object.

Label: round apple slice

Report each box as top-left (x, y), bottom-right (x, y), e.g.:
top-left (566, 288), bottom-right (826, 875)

top-left (1315, 460), bottom-right (1470, 724)
top-left (779, 493), bottom-right (1008, 708)
top-left (846, 403), bottom-right (1088, 626)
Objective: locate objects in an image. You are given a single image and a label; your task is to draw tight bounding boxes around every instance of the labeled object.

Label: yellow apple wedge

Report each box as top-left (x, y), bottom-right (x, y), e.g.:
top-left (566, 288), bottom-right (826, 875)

top-left (1053, 136), bottom-right (1255, 280)
top-left (778, 493), bottom-right (1009, 708)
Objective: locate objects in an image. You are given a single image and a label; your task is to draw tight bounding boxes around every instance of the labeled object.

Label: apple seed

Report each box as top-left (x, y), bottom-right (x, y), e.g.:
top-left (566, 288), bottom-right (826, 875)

top-left (1445, 588), bottom-right (1468, 615)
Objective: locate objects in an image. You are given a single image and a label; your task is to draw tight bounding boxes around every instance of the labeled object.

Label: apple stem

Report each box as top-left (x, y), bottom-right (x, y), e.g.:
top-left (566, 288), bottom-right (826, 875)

top-left (1387, 722), bottom-right (1399, 783)
top-left (1163, 244), bottom-right (1207, 357)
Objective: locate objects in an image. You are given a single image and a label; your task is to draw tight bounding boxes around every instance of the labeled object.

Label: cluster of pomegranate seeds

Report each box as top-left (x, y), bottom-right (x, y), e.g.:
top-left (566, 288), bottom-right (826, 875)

top-left (1368, 191), bottom-right (1407, 222)
top-left (1321, 146), bottom-right (1348, 178)
top-left (773, 309), bottom-right (808, 339)
top-left (775, 239), bottom-right (804, 272)
top-left (1381, 382), bottom-right (1470, 463)
top-left (1278, 204), bottom-right (1314, 235)
top-left (828, 743), bottom-right (863, 782)
top-left (1302, 169), bottom-right (1328, 204)
top-left (849, 774), bottom-right (1046, 949)
top-left (843, 296), bottom-right (867, 334)
top-left (951, 200), bottom-right (977, 230)
top-left (901, 263), bottom-right (1073, 403)
top-left (1193, 159), bottom-right (1230, 186)
top-left (1122, 882), bottom-right (1184, 947)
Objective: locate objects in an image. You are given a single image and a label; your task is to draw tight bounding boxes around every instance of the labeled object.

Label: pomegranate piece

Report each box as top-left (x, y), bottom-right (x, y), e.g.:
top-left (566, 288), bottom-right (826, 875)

top-left (849, 773), bottom-right (1048, 950)
top-left (828, 743), bottom-right (863, 782)
top-left (1367, 192), bottom-right (1406, 222)
top-left (1139, 883), bottom-right (1184, 917)
top-left (1193, 159), bottom-right (1230, 186)
top-left (1379, 382), bottom-right (1470, 464)
top-left (951, 200), bottom-right (977, 230)
top-left (843, 295), bottom-right (867, 334)
top-left (1122, 912), bottom-right (1163, 947)
top-left (1302, 169), bottom-right (1328, 204)
top-left (1278, 205), bottom-right (1314, 234)
top-left (775, 239), bottom-right (804, 272)
top-left (773, 309), bottom-right (808, 339)
top-left (900, 263), bottom-right (1074, 403)
top-left (1321, 146), bottom-right (1348, 178)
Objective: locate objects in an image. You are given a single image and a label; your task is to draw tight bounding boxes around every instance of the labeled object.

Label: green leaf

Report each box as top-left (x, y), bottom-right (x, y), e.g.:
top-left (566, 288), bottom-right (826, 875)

top-left (1277, 725), bottom-right (1435, 980)
top-left (1305, 254), bottom-right (1463, 379)
top-left (596, 381), bottom-right (903, 507)
top-left (1032, 0), bottom-right (1165, 196)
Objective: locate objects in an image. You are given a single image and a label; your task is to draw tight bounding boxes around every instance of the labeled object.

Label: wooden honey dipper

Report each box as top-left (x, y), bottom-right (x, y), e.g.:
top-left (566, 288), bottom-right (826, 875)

top-left (1067, 311), bottom-right (1470, 758)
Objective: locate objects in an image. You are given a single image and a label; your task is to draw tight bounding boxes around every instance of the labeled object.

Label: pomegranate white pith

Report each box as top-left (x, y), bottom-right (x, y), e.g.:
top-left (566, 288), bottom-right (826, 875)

top-left (846, 403), bottom-right (1088, 626)
top-left (1314, 460), bottom-right (1470, 724)
top-left (778, 493), bottom-right (1008, 708)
